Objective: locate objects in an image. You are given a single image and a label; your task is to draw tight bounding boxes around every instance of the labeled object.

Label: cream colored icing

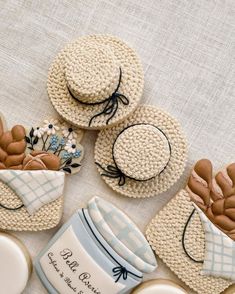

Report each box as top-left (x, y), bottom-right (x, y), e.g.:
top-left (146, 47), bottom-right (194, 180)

top-left (132, 280), bottom-right (187, 294)
top-left (40, 226), bottom-right (125, 294)
top-left (0, 234), bottom-right (30, 294)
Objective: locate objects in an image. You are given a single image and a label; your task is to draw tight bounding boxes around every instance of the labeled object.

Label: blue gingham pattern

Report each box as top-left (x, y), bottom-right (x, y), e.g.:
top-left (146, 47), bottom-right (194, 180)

top-left (88, 197), bottom-right (157, 273)
top-left (0, 170), bottom-right (65, 215)
top-left (195, 205), bottom-right (235, 281)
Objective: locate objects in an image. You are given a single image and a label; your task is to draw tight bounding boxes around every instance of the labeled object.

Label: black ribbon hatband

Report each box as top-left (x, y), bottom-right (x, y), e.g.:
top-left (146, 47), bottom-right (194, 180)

top-left (95, 163), bottom-right (125, 186)
top-left (82, 209), bottom-right (142, 283)
top-left (68, 68), bottom-right (129, 127)
top-left (96, 123), bottom-right (172, 187)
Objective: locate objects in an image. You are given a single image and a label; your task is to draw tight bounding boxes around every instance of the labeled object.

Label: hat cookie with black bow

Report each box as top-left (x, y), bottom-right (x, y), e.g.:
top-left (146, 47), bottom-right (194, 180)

top-left (94, 105), bottom-right (187, 198)
top-left (48, 35), bottom-right (144, 130)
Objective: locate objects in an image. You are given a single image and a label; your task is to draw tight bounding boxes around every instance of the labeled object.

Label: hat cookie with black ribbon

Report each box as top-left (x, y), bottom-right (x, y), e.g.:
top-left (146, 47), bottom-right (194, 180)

top-left (94, 105), bottom-right (187, 198)
top-left (47, 34), bottom-right (144, 130)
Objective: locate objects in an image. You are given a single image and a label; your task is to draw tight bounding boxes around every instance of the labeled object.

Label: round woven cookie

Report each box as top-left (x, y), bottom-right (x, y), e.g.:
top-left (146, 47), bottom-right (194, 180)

top-left (113, 124), bottom-right (171, 181)
top-left (94, 105), bottom-right (187, 198)
top-left (48, 35), bottom-right (144, 130)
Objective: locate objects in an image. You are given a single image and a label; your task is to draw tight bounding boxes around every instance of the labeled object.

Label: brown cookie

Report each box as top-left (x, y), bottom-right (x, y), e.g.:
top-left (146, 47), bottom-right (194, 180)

top-left (0, 117), bottom-right (3, 137)
top-left (22, 151), bottom-right (60, 171)
top-left (0, 123), bottom-right (26, 169)
top-left (187, 159), bottom-right (235, 240)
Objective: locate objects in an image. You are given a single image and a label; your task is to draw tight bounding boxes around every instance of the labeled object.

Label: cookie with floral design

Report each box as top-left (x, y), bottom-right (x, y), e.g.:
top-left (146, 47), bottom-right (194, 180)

top-left (25, 118), bottom-right (84, 174)
top-left (0, 113), bottom-right (85, 232)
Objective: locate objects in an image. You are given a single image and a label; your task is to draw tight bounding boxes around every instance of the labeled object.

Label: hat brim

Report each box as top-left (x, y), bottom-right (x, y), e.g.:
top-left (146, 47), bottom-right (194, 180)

top-left (146, 189), bottom-right (232, 294)
top-left (94, 105), bottom-right (187, 198)
top-left (47, 35), bottom-right (144, 130)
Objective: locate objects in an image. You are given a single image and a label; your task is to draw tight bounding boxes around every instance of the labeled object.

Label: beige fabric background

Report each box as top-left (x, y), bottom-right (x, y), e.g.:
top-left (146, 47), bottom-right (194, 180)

top-left (0, 0), bottom-right (234, 293)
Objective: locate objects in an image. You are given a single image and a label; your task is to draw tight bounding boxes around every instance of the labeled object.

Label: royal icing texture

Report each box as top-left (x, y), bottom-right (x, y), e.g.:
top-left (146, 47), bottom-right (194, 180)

top-left (132, 280), bottom-right (187, 294)
top-left (25, 118), bottom-right (84, 174)
top-left (194, 204), bottom-right (235, 281)
top-left (0, 114), bottom-right (84, 230)
top-left (0, 170), bottom-right (65, 215)
top-left (186, 159), bottom-right (235, 282)
top-left (0, 232), bottom-right (31, 294)
top-left (0, 115), bottom-right (84, 175)
top-left (146, 189), bottom-right (233, 294)
top-left (187, 159), bottom-right (235, 240)
top-left (23, 151), bottom-right (60, 171)
top-left (0, 124), bottom-right (27, 169)
top-left (145, 159), bottom-right (235, 293)
top-left (40, 226), bottom-right (125, 294)
top-left (35, 197), bottom-right (157, 293)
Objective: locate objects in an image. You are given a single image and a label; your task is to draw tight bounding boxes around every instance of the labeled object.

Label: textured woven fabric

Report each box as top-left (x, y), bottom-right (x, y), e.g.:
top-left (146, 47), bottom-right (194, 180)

top-left (48, 35), bottom-right (144, 129)
top-left (95, 105), bottom-right (187, 198)
top-left (0, 1), bottom-right (234, 293)
top-left (0, 180), bottom-right (64, 231)
top-left (0, 170), bottom-right (65, 214)
top-left (195, 205), bottom-right (235, 281)
top-left (146, 189), bottom-right (233, 294)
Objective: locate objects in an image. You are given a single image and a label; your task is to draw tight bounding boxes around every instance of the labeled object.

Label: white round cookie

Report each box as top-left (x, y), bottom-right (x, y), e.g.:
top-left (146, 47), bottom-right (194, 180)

top-left (132, 279), bottom-right (187, 294)
top-left (0, 232), bottom-right (32, 294)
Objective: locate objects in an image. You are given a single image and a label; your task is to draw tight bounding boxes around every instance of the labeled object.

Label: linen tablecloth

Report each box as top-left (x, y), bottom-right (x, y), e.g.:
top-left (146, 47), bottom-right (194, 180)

top-left (0, 1), bottom-right (234, 293)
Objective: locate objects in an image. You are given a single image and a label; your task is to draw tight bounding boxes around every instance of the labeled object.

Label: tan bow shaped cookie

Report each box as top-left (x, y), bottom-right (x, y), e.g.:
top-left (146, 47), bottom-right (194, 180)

top-left (187, 159), bottom-right (235, 240)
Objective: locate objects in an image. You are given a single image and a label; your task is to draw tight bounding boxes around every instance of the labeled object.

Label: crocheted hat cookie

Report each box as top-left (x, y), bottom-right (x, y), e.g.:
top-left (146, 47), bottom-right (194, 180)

top-left (146, 159), bottom-right (235, 294)
top-left (0, 114), bottom-right (84, 231)
top-left (94, 105), bottom-right (187, 198)
top-left (47, 34), bottom-right (144, 130)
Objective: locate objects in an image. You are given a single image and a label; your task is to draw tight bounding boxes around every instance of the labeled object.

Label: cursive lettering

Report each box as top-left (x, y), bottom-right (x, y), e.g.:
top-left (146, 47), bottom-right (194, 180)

top-left (79, 273), bottom-right (101, 294)
top-left (48, 252), bottom-right (60, 272)
top-left (60, 248), bottom-right (73, 259)
top-left (60, 248), bottom-right (79, 273)
top-left (64, 277), bottom-right (77, 292)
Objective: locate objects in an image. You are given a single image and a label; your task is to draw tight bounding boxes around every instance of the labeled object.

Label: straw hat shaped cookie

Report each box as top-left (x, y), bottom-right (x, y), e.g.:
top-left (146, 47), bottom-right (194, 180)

top-left (48, 35), bottom-right (144, 130)
top-left (95, 105), bottom-right (187, 198)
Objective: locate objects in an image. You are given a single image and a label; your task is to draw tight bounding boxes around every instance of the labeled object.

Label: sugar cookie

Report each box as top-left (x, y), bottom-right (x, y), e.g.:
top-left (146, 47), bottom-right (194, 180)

top-left (0, 232), bottom-right (32, 293)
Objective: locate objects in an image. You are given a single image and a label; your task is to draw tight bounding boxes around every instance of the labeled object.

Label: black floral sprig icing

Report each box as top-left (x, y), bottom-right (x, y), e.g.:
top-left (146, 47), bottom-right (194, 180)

top-left (25, 120), bottom-right (83, 174)
top-left (59, 157), bottom-right (81, 174)
top-left (25, 126), bottom-right (49, 151)
top-left (25, 127), bottom-right (38, 150)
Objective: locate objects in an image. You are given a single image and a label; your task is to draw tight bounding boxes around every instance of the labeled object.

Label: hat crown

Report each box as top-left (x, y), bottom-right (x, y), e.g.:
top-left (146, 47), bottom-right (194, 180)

top-left (113, 124), bottom-right (171, 181)
top-left (65, 42), bottom-right (120, 104)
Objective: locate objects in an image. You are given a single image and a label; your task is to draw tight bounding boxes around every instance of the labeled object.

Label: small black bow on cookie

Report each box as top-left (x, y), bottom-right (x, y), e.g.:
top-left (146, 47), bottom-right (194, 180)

top-left (88, 68), bottom-right (129, 126)
top-left (95, 162), bottom-right (126, 186)
top-left (112, 266), bottom-right (128, 282)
